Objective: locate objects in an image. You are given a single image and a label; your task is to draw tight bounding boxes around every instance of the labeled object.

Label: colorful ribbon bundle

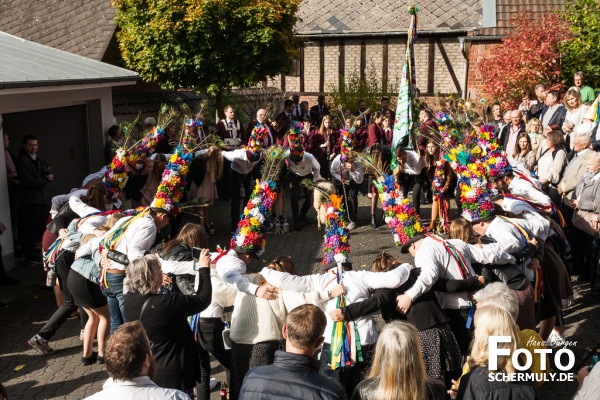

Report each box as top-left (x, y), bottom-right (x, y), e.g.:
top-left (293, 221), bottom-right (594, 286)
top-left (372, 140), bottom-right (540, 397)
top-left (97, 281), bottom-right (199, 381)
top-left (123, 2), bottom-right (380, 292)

top-left (374, 174), bottom-right (424, 246)
top-left (129, 127), bottom-right (165, 170)
top-left (322, 194), bottom-right (350, 265)
top-left (230, 180), bottom-right (278, 257)
top-left (43, 237), bottom-right (64, 267)
top-left (103, 148), bottom-right (130, 200)
top-left (330, 263), bottom-right (363, 370)
top-left (150, 147), bottom-right (193, 217)
top-left (339, 128), bottom-right (354, 163)
top-left (287, 122), bottom-right (304, 162)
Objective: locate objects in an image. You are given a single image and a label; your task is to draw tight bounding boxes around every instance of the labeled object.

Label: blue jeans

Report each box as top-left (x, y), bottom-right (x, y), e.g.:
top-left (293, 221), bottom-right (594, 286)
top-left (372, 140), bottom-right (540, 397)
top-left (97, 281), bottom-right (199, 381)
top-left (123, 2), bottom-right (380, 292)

top-left (103, 272), bottom-right (125, 333)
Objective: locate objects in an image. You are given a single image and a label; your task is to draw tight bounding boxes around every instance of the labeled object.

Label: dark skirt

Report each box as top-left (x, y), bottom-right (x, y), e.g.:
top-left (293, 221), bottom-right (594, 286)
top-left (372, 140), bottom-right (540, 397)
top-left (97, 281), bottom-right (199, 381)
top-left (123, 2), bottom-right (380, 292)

top-left (418, 322), bottom-right (463, 379)
top-left (67, 269), bottom-right (107, 309)
top-left (514, 281), bottom-right (536, 331)
top-left (536, 241), bottom-right (573, 321)
top-left (229, 340), bottom-right (280, 400)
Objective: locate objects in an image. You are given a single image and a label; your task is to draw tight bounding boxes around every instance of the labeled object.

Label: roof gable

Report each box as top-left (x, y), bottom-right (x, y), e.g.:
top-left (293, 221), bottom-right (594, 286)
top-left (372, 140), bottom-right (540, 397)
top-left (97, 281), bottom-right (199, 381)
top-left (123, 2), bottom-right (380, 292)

top-left (296, 0), bottom-right (483, 35)
top-left (0, 0), bottom-right (117, 61)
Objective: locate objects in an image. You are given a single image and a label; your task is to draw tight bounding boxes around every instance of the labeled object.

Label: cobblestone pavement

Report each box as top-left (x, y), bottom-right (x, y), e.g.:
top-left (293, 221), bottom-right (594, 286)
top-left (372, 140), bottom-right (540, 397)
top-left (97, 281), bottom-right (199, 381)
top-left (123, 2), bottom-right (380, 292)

top-left (1, 193), bottom-right (598, 399)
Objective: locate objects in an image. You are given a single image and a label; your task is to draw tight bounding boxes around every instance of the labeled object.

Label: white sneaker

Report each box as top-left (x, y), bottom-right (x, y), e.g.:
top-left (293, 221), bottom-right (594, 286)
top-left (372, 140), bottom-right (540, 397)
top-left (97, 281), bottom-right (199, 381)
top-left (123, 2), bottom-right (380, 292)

top-left (209, 378), bottom-right (218, 390)
top-left (347, 222), bottom-right (357, 230)
top-left (545, 331), bottom-right (566, 347)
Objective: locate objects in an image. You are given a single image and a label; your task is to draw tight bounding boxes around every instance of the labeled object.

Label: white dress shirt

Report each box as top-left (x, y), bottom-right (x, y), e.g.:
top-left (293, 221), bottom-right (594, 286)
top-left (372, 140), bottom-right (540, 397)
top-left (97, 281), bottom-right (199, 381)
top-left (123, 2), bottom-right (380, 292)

top-left (509, 177), bottom-right (552, 208)
top-left (222, 148), bottom-right (261, 175)
top-left (484, 217), bottom-right (534, 281)
top-left (260, 264), bottom-right (411, 345)
top-left (330, 154), bottom-right (365, 184)
top-left (77, 215), bottom-right (157, 271)
top-left (84, 376), bottom-right (190, 400)
top-left (287, 152), bottom-right (322, 181)
top-left (402, 150), bottom-right (424, 175)
top-left (501, 197), bottom-right (551, 240)
top-left (405, 237), bottom-right (515, 309)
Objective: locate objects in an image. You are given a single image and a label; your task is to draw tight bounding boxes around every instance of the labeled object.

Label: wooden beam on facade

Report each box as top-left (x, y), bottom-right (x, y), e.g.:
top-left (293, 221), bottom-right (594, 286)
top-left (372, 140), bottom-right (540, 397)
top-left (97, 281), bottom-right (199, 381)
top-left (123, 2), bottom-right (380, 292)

top-left (382, 38), bottom-right (389, 91)
top-left (436, 38), bottom-right (462, 94)
top-left (319, 39), bottom-right (325, 93)
top-left (360, 40), bottom-right (366, 80)
top-left (339, 39), bottom-right (345, 88)
top-left (427, 38), bottom-right (435, 93)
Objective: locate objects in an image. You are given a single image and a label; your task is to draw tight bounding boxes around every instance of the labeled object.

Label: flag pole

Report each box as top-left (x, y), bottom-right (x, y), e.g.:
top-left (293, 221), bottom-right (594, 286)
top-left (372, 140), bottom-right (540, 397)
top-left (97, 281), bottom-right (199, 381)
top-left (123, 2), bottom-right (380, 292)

top-left (391, 5), bottom-right (419, 171)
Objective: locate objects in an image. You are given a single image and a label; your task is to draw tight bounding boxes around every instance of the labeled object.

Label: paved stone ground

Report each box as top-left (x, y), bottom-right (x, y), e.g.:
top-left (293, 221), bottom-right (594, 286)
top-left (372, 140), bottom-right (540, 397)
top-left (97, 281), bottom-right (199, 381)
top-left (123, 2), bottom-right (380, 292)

top-left (1, 192), bottom-right (599, 399)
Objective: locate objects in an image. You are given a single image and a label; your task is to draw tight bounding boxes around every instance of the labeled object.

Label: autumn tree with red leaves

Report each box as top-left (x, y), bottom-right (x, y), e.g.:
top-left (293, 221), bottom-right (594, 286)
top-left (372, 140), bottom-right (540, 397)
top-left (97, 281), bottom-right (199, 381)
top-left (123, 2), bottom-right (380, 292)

top-left (478, 12), bottom-right (571, 107)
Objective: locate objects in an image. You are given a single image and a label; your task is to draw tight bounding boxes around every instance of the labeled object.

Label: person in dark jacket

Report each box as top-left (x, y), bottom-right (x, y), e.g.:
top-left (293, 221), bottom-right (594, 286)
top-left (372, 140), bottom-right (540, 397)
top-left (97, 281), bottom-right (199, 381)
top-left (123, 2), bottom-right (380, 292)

top-left (17, 134), bottom-right (53, 262)
top-left (454, 305), bottom-right (539, 400)
top-left (239, 304), bottom-right (347, 400)
top-left (123, 253), bottom-right (212, 397)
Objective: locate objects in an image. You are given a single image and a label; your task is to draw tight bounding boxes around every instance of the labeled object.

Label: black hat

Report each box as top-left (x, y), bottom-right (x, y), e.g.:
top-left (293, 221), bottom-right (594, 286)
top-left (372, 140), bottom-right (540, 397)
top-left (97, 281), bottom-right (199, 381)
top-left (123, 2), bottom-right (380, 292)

top-left (400, 233), bottom-right (426, 254)
top-left (233, 245), bottom-right (259, 260)
top-left (323, 261), bottom-right (353, 272)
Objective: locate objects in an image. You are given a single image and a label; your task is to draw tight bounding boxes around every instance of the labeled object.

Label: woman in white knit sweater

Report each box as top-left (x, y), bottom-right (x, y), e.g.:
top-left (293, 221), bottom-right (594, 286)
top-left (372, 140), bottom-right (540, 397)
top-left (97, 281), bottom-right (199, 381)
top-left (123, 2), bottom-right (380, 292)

top-left (228, 256), bottom-right (344, 400)
top-left (536, 130), bottom-right (568, 205)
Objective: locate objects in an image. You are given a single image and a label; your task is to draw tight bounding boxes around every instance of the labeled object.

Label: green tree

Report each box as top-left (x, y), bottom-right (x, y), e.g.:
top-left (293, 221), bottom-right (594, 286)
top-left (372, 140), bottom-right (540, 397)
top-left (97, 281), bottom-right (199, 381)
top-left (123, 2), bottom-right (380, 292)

top-left (561, 0), bottom-right (600, 90)
top-left (327, 64), bottom-right (397, 115)
top-left (114, 0), bottom-right (301, 114)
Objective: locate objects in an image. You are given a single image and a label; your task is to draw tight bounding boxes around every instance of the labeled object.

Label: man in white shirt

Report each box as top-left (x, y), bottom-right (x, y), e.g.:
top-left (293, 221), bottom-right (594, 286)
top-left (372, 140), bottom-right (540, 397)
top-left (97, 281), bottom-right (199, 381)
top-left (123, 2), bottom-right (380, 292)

top-left (222, 147), bottom-right (262, 233)
top-left (393, 146), bottom-right (426, 215)
top-left (287, 150), bottom-right (322, 231)
top-left (394, 233), bottom-right (516, 354)
top-left (330, 153), bottom-right (365, 230)
top-left (85, 321), bottom-right (190, 400)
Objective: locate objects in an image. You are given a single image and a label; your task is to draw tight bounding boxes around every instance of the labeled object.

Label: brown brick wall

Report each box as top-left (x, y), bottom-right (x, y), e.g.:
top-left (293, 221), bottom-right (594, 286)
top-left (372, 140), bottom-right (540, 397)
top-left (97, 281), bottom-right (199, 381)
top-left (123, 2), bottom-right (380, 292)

top-left (466, 41), bottom-right (501, 100)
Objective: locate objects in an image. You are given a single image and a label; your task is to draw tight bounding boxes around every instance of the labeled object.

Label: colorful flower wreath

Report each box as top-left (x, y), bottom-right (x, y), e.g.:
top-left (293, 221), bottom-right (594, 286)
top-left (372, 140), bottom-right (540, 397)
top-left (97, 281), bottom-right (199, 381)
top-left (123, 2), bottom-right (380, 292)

top-left (323, 194), bottom-right (350, 265)
top-left (374, 174), bottom-right (424, 246)
top-left (456, 159), bottom-right (494, 222)
top-left (230, 179), bottom-right (278, 257)
top-left (182, 118), bottom-right (202, 150)
top-left (340, 128), bottom-right (354, 163)
top-left (129, 127), bottom-right (165, 170)
top-left (246, 125), bottom-right (267, 162)
top-left (103, 148), bottom-right (130, 200)
top-left (150, 146), bottom-right (193, 217)
top-left (287, 122), bottom-right (304, 162)
top-left (485, 150), bottom-right (511, 179)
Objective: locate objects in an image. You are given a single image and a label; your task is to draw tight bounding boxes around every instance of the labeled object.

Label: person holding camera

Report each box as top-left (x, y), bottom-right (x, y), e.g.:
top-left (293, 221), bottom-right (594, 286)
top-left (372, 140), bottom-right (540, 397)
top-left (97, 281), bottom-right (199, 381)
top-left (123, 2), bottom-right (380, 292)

top-left (16, 134), bottom-right (53, 264)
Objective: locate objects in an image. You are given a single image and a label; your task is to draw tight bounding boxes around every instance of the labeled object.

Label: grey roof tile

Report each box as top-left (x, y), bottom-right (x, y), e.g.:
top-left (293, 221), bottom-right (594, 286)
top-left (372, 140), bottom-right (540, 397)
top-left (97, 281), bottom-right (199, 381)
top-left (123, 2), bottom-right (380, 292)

top-left (0, 31), bottom-right (138, 89)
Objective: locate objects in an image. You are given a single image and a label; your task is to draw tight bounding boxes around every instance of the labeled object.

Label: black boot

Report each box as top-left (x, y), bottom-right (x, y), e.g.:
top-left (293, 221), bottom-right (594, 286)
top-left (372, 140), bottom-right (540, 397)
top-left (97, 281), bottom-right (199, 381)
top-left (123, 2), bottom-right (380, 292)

top-left (371, 214), bottom-right (377, 228)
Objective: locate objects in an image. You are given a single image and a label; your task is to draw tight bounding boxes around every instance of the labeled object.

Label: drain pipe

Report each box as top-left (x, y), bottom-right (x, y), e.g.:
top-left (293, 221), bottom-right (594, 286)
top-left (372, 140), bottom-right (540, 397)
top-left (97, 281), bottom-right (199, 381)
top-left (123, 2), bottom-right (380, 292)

top-left (459, 37), bottom-right (468, 100)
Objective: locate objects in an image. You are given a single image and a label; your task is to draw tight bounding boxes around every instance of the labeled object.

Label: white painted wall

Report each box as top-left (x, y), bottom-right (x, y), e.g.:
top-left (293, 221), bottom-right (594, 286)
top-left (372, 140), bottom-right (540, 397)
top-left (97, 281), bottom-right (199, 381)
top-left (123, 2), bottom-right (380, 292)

top-left (0, 83), bottom-right (132, 265)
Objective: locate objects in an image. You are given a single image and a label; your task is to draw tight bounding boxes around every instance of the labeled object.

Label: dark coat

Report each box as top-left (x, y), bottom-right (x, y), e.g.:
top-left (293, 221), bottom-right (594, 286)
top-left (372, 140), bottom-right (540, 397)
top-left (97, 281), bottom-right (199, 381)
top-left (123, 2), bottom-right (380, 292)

top-left (123, 267), bottom-right (211, 391)
top-left (457, 366), bottom-right (539, 400)
top-left (239, 350), bottom-right (347, 400)
top-left (498, 123), bottom-right (526, 150)
top-left (540, 105), bottom-right (567, 132)
top-left (310, 104), bottom-right (330, 125)
top-left (16, 151), bottom-right (50, 204)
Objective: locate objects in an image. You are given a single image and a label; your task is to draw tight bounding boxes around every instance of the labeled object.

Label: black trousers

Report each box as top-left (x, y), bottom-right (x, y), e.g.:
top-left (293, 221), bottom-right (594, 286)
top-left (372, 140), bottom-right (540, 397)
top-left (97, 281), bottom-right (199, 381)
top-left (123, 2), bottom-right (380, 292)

top-left (319, 342), bottom-right (375, 397)
top-left (38, 250), bottom-right (78, 340)
top-left (397, 171), bottom-right (425, 215)
top-left (336, 180), bottom-right (360, 222)
top-left (196, 318), bottom-right (231, 400)
top-left (445, 307), bottom-right (472, 356)
top-left (230, 169), bottom-right (252, 227)
top-left (318, 155), bottom-right (331, 181)
top-left (289, 172), bottom-right (312, 223)
top-left (19, 203), bottom-right (46, 261)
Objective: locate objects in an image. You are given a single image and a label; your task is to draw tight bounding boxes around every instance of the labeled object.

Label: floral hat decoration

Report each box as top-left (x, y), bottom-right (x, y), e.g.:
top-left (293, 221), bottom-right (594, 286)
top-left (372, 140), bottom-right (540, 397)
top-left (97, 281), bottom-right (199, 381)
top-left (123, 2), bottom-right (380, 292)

top-left (340, 127), bottom-right (354, 163)
top-left (287, 122), bottom-right (304, 162)
top-left (456, 159), bottom-right (495, 222)
top-left (150, 146), bottom-right (193, 217)
top-left (230, 179), bottom-right (278, 257)
top-left (373, 174), bottom-right (425, 253)
top-left (485, 150), bottom-right (512, 180)
top-left (128, 127), bottom-right (165, 171)
top-left (182, 118), bottom-right (202, 149)
top-left (322, 194), bottom-right (350, 265)
top-left (103, 148), bottom-right (130, 200)
top-left (246, 125), bottom-right (267, 162)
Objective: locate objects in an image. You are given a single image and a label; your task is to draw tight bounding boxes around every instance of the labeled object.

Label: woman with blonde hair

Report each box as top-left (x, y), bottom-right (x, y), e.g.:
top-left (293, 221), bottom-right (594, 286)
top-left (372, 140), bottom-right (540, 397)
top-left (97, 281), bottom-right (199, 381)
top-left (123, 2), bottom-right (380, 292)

top-left (456, 305), bottom-right (539, 399)
top-left (563, 87), bottom-right (587, 151)
top-left (526, 118), bottom-right (544, 158)
top-left (351, 321), bottom-right (446, 400)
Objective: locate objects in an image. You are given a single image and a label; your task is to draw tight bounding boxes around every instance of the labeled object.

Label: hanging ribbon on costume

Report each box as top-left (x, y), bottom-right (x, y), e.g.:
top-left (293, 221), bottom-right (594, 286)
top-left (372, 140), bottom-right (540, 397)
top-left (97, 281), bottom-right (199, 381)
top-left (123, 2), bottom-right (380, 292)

top-left (77, 210), bottom-right (122, 229)
top-left (330, 263), bottom-right (363, 370)
top-left (44, 237), bottom-right (64, 266)
top-left (497, 216), bottom-right (545, 301)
